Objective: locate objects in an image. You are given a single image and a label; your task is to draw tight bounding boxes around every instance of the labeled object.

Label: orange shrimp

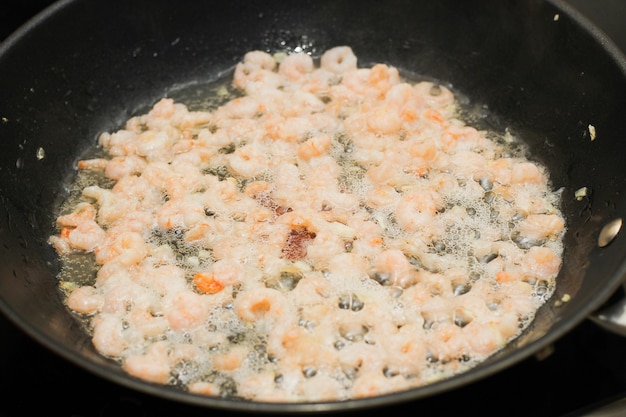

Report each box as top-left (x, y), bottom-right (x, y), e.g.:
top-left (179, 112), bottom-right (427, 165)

top-left (193, 272), bottom-right (225, 294)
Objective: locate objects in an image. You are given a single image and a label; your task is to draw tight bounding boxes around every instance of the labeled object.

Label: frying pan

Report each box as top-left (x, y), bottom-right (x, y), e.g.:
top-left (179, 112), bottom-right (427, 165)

top-left (1, 0), bottom-right (626, 413)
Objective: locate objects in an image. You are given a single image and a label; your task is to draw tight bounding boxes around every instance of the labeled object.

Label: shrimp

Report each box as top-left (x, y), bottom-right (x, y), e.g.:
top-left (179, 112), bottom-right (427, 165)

top-left (350, 370), bottom-right (410, 399)
top-left (123, 341), bottom-right (172, 384)
top-left (177, 109), bottom-right (213, 130)
top-left (281, 90), bottom-right (326, 117)
top-left (366, 64), bottom-right (401, 97)
top-left (193, 258), bottom-right (243, 294)
top-left (95, 231), bottom-right (148, 266)
top-left (297, 133), bottom-right (332, 160)
top-left (517, 213), bottom-right (566, 242)
top-left (99, 273), bottom-right (153, 315)
top-left (135, 130), bottom-right (174, 163)
top-left (188, 381), bottom-right (221, 396)
top-left (227, 142), bottom-right (271, 178)
top-left (306, 229), bottom-right (350, 269)
top-left (365, 185), bottom-right (401, 209)
top-left (233, 286), bottom-right (288, 323)
top-left (149, 98), bottom-right (176, 119)
top-left (220, 96), bottom-right (264, 119)
top-left (524, 246), bottom-right (562, 281)
top-left (226, 117), bottom-right (266, 143)
top-left (383, 323), bottom-right (427, 376)
top-left (271, 162), bottom-right (306, 204)
top-left (134, 263), bottom-right (188, 297)
top-left (91, 314), bottom-right (128, 357)
top-left (99, 129), bottom-right (139, 156)
top-left (164, 290), bottom-right (210, 332)
top-left (424, 321), bottom-right (468, 363)
top-left (111, 175), bottom-right (162, 209)
top-left (265, 114), bottom-right (314, 143)
top-left (66, 285), bottom-right (103, 315)
top-left (413, 81), bottom-right (455, 108)
top-left (460, 320), bottom-right (508, 357)
top-left (394, 189), bottom-right (442, 234)
top-left (233, 50), bottom-right (280, 92)
top-left (65, 218), bottom-right (107, 252)
top-left (81, 186), bottom-right (127, 226)
top-left (269, 324), bottom-right (339, 373)
top-left (296, 372), bottom-right (347, 402)
top-left (348, 216), bottom-right (385, 258)
top-left (510, 161), bottom-right (546, 185)
top-left (101, 155), bottom-right (147, 180)
top-left (278, 52), bottom-right (314, 82)
top-left (56, 202), bottom-right (97, 227)
top-left (55, 203), bottom-right (106, 252)
top-left (384, 83), bottom-right (426, 117)
top-left (325, 252), bottom-right (369, 286)
top-left (320, 46), bottom-right (358, 74)
top-left (366, 103), bottom-right (404, 135)
top-left (342, 64), bottom-right (400, 99)
top-left (408, 140), bottom-right (437, 161)
top-left (212, 345), bottom-right (249, 372)
top-left (366, 159), bottom-right (413, 188)
top-left (337, 342), bottom-right (386, 378)
top-left (275, 209), bottom-right (321, 235)
top-left (372, 249), bottom-right (418, 288)
top-left (127, 308), bottom-right (170, 338)
top-left (77, 158), bottom-right (108, 171)
top-left (156, 196), bottom-right (205, 230)
top-left (48, 235), bottom-right (71, 254)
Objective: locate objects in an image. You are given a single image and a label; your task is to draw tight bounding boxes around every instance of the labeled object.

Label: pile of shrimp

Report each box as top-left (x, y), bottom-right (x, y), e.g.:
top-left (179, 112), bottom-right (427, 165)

top-left (49, 46), bottom-right (565, 402)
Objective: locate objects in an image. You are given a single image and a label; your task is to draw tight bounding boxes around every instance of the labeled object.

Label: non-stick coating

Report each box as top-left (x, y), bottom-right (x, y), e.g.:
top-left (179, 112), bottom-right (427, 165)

top-left (1, 0), bottom-right (626, 412)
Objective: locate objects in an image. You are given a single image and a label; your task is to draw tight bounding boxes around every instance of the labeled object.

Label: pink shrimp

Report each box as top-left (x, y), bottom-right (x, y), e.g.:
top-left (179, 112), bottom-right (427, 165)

top-left (55, 203), bottom-right (106, 252)
top-left (95, 230), bottom-right (148, 266)
top-left (297, 133), bottom-right (332, 160)
top-left (394, 189), bottom-right (443, 234)
top-left (510, 161), bottom-right (547, 185)
top-left (278, 52), bottom-right (314, 82)
top-left (372, 249), bottom-right (418, 288)
top-left (320, 46), bottom-right (358, 74)
top-left (233, 50), bottom-right (280, 92)
top-left (164, 290), bottom-right (210, 332)
top-left (233, 287), bottom-right (288, 323)
top-left (517, 213), bottom-right (566, 242)
top-left (524, 246), bottom-right (562, 281)
top-left (123, 341), bottom-right (172, 384)
top-left (66, 285), bottom-right (103, 315)
top-left (91, 314), bottom-right (127, 357)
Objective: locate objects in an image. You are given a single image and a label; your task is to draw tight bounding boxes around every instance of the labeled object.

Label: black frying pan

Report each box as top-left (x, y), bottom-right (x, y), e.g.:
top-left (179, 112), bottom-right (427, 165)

top-left (1, 0), bottom-right (626, 413)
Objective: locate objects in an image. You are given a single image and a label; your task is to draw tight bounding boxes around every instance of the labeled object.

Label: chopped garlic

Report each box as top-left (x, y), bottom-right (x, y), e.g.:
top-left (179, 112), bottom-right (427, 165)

top-left (588, 124), bottom-right (596, 141)
top-left (575, 186), bottom-right (588, 200)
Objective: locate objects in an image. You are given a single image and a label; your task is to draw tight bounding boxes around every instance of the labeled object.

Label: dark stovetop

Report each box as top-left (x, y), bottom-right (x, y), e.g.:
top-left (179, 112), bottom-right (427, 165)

top-left (2, 1), bottom-right (626, 416)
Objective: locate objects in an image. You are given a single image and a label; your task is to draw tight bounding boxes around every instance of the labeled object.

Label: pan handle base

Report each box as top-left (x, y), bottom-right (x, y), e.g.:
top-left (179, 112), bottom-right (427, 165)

top-left (590, 283), bottom-right (626, 336)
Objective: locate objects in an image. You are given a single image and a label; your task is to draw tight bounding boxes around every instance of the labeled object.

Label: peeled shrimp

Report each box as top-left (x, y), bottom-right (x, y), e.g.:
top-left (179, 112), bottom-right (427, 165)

top-left (164, 290), bottom-right (210, 332)
top-left (95, 231), bottom-right (148, 266)
top-left (50, 46), bottom-right (565, 403)
top-left (66, 285), bottom-right (103, 315)
top-left (394, 189), bottom-right (442, 234)
top-left (278, 52), bottom-right (314, 82)
top-left (320, 46), bottom-right (358, 74)
top-left (233, 287), bottom-right (288, 323)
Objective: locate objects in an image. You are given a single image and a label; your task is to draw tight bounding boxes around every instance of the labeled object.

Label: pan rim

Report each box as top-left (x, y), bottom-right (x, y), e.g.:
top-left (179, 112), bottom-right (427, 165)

top-left (1, 0), bottom-right (626, 412)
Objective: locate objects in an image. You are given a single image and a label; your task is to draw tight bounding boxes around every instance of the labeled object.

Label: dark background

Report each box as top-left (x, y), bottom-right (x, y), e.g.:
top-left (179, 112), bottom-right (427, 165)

top-left (1, 1), bottom-right (626, 416)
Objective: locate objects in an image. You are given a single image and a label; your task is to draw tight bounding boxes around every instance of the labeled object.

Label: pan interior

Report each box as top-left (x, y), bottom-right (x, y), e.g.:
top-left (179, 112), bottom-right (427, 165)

top-left (1, 0), bottom-right (626, 412)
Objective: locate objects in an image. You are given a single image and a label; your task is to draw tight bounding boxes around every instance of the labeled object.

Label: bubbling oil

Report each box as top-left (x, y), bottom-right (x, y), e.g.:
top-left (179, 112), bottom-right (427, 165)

top-left (53, 54), bottom-right (564, 401)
